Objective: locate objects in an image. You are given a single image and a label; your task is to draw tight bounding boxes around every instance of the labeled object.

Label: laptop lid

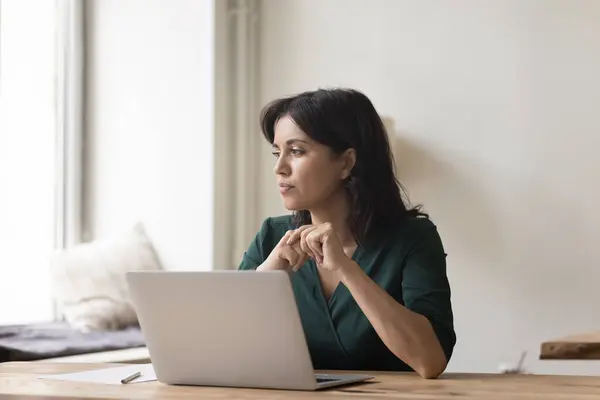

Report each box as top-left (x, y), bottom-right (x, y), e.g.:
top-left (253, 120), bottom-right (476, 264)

top-left (126, 270), bottom-right (322, 390)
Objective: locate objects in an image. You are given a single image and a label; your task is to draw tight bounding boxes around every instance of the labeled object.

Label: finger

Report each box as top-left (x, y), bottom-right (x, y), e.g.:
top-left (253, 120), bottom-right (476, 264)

top-left (278, 230), bottom-right (294, 247)
top-left (279, 246), bottom-right (299, 270)
top-left (300, 227), bottom-right (318, 259)
top-left (289, 241), bottom-right (309, 269)
top-left (299, 238), bottom-right (313, 260)
top-left (292, 250), bottom-right (309, 272)
top-left (287, 225), bottom-right (313, 245)
top-left (306, 231), bottom-right (324, 263)
top-left (308, 229), bottom-right (324, 256)
top-left (287, 243), bottom-right (307, 272)
top-left (290, 240), bottom-right (308, 258)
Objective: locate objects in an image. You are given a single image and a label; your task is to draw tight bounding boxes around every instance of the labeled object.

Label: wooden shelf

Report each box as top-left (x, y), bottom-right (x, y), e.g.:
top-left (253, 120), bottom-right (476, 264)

top-left (540, 331), bottom-right (600, 360)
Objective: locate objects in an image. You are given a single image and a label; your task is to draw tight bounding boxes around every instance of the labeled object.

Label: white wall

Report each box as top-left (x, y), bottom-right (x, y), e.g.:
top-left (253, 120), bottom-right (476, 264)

top-left (258, 0), bottom-right (600, 374)
top-left (85, 0), bottom-right (216, 270)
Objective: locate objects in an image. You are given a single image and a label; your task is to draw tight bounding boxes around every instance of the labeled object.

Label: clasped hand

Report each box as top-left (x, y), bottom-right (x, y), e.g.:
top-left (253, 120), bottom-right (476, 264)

top-left (262, 223), bottom-right (350, 272)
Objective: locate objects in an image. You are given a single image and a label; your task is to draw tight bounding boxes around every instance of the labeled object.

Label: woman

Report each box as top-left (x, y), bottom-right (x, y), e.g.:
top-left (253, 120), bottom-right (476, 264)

top-left (238, 88), bottom-right (455, 379)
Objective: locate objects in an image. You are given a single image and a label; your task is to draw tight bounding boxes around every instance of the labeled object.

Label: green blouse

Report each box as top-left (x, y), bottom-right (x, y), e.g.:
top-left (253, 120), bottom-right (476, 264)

top-left (238, 215), bottom-right (456, 372)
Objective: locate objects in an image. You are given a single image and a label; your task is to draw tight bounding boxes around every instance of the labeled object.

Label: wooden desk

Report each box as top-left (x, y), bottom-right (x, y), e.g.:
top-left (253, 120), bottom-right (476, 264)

top-left (2, 362), bottom-right (600, 399)
top-left (541, 331), bottom-right (600, 360)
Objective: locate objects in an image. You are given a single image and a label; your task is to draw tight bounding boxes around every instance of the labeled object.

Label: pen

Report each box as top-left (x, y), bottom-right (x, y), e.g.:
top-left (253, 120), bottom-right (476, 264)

top-left (120, 371), bottom-right (141, 384)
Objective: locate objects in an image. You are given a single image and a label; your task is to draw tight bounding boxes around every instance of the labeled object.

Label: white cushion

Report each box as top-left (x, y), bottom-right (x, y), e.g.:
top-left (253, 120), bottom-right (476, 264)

top-left (50, 223), bottom-right (162, 332)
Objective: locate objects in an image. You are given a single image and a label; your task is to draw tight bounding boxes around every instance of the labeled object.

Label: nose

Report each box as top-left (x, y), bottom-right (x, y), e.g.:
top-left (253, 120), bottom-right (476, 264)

top-left (273, 154), bottom-right (290, 177)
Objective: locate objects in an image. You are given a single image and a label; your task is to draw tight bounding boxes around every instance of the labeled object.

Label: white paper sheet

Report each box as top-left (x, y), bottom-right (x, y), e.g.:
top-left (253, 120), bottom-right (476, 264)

top-left (39, 363), bottom-right (157, 385)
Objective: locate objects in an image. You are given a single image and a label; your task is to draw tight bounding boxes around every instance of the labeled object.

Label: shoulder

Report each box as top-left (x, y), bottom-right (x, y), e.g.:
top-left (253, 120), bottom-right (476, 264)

top-left (371, 215), bottom-right (444, 257)
top-left (238, 214), bottom-right (294, 269)
top-left (253, 214), bottom-right (295, 252)
top-left (264, 214), bottom-right (295, 229)
top-left (258, 214), bottom-right (295, 237)
top-left (359, 215), bottom-right (447, 280)
top-left (398, 216), bottom-right (444, 251)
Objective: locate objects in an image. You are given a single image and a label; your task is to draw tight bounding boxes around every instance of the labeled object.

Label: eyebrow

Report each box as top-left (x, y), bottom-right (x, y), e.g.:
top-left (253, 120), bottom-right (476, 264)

top-left (272, 139), bottom-right (310, 147)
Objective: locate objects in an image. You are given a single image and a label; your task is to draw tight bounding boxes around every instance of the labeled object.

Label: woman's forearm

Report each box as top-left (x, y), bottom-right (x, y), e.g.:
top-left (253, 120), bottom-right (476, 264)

top-left (339, 260), bottom-right (447, 379)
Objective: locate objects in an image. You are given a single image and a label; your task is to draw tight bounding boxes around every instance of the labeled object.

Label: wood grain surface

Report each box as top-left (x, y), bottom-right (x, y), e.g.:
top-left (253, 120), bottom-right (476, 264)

top-left (2, 362), bottom-right (600, 399)
top-left (540, 330), bottom-right (600, 360)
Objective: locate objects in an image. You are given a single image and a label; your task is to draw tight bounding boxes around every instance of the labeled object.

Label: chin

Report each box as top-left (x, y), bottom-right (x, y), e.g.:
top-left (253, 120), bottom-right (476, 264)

top-left (282, 203), bottom-right (302, 211)
top-left (281, 199), bottom-right (306, 211)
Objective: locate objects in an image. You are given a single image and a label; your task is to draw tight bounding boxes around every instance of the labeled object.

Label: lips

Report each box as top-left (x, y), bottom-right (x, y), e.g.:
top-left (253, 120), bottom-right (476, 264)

top-left (278, 183), bottom-right (295, 194)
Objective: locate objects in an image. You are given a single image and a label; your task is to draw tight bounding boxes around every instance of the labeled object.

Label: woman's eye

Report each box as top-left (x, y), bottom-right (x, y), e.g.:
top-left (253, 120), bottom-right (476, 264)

top-left (291, 148), bottom-right (304, 155)
top-left (271, 151), bottom-right (280, 158)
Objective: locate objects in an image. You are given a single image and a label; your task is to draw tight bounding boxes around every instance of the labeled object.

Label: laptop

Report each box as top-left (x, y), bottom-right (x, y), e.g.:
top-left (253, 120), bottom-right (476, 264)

top-left (126, 270), bottom-right (374, 390)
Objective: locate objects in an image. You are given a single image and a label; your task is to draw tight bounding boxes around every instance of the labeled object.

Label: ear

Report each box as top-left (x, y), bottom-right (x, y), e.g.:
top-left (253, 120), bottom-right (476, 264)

top-left (340, 148), bottom-right (356, 180)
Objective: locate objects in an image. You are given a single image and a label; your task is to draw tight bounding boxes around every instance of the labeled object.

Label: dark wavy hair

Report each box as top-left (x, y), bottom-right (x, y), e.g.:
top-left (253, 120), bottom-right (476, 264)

top-left (259, 88), bottom-right (427, 243)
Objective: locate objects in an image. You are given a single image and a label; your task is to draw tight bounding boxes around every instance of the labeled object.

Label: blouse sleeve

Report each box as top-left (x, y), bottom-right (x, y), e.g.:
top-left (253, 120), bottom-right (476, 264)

top-left (399, 221), bottom-right (456, 363)
top-left (238, 218), bottom-right (272, 271)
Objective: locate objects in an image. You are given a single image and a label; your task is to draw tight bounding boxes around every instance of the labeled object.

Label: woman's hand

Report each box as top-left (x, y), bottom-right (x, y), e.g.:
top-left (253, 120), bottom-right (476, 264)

top-left (287, 223), bottom-right (351, 272)
top-left (257, 230), bottom-right (309, 272)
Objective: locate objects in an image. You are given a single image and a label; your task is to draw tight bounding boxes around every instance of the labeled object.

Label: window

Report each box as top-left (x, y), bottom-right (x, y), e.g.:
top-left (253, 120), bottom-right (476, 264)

top-left (0, 0), bottom-right (82, 324)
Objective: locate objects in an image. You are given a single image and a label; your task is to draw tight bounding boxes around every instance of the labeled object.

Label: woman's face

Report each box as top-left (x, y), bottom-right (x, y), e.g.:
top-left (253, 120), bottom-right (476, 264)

top-left (271, 116), bottom-right (354, 211)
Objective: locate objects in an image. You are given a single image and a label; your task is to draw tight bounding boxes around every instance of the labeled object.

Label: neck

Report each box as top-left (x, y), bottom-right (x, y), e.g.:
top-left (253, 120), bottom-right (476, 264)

top-left (308, 189), bottom-right (355, 247)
